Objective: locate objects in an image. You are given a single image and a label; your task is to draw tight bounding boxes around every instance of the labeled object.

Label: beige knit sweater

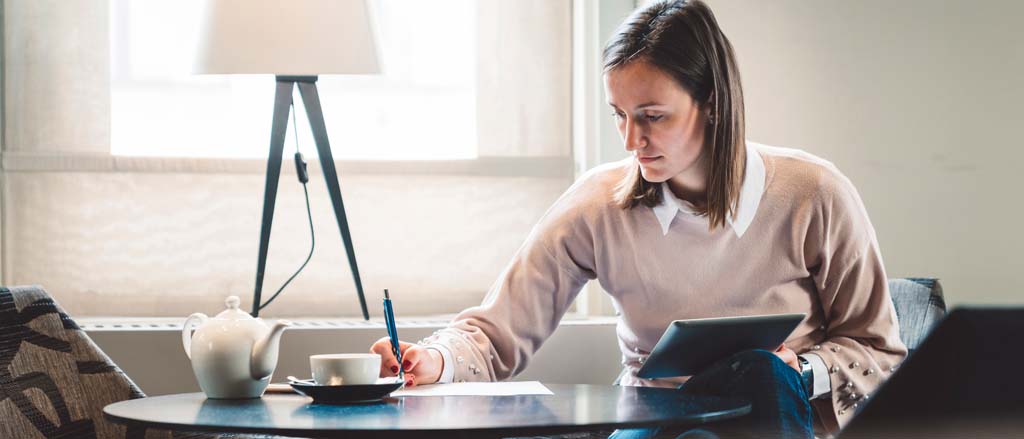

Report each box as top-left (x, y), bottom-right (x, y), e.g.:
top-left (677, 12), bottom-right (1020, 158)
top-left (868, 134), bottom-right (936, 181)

top-left (421, 142), bottom-right (907, 434)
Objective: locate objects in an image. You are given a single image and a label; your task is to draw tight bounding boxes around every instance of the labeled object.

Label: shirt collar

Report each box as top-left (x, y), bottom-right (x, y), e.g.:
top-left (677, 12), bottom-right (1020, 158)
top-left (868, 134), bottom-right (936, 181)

top-left (651, 141), bottom-right (765, 238)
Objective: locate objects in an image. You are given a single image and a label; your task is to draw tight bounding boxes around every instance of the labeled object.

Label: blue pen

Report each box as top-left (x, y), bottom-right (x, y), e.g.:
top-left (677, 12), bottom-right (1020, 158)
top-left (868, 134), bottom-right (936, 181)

top-left (383, 289), bottom-right (404, 380)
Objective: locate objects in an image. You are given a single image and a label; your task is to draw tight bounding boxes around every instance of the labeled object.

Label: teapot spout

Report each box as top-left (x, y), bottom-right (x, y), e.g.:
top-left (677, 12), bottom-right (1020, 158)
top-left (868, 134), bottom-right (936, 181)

top-left (250, 320), bottom-right (292, 380)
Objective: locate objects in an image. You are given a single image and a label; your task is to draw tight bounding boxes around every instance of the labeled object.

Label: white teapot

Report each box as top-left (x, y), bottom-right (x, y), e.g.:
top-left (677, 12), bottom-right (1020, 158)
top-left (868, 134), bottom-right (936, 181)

top-left (181, 296), bottom-right (291, 399)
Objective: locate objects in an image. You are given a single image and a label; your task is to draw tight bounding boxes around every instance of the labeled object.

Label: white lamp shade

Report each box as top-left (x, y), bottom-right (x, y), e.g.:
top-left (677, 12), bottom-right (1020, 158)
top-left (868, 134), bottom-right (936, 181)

top-left (193, 0), bottom-right (381, 75)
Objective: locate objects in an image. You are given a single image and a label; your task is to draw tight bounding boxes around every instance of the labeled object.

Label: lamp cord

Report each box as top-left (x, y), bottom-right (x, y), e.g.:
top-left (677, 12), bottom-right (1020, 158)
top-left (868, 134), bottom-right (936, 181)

top-left (259, 102), bottom-right (315, 312)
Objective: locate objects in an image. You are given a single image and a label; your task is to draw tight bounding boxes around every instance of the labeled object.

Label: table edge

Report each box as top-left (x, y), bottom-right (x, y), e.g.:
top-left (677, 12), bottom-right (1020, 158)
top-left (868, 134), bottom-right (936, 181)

top-left (102, 387), bottom-right (752, 436)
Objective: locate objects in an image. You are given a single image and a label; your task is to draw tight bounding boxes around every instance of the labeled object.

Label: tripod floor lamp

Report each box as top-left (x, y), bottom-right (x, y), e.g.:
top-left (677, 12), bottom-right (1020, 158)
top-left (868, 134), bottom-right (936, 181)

top-left (193, 0), bottom-right (379, 318)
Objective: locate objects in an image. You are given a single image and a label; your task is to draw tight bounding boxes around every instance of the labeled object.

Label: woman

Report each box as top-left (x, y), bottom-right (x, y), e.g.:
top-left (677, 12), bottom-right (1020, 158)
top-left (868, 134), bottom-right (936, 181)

top-left (371, 1), bottom-right (906, 437)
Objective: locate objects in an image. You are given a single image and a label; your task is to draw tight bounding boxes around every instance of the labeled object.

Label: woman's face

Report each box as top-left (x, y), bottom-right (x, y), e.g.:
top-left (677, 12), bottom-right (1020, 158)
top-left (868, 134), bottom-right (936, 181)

top-left (604, 61), bottom-right (708, 186)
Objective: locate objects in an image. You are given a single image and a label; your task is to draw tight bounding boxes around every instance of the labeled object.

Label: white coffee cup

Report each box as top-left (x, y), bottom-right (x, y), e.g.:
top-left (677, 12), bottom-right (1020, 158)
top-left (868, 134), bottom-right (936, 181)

top-left (310, 353), bottom-right (381, 386)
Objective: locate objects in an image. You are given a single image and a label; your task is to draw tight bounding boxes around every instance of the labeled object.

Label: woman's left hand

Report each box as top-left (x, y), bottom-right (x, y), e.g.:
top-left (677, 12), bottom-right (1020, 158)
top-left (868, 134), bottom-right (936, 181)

top-left (773, 344), bottom-right (801, 372)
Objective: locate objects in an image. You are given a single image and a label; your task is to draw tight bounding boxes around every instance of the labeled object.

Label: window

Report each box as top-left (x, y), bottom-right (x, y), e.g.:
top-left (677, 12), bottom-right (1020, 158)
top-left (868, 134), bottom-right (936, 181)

top-left (110, 0), bottom-right (478, 160)
top-left (0, 0), bottom-right (572, 318)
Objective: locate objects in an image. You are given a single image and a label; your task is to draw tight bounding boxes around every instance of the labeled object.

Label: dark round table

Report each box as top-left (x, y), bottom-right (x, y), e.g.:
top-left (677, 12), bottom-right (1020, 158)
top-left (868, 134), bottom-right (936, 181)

top-left (104, 384), bottom-right (750, 438)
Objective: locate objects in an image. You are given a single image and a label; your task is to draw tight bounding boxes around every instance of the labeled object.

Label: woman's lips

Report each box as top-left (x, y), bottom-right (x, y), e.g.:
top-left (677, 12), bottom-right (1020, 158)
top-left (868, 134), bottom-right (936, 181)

top-left (637, 156), bottom-right (661, 164)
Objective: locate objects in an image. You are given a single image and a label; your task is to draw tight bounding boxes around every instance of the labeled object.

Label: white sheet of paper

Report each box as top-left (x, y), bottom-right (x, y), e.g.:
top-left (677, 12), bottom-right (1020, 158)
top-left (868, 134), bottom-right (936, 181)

top-left (391, 381), bottom-right (553, 397)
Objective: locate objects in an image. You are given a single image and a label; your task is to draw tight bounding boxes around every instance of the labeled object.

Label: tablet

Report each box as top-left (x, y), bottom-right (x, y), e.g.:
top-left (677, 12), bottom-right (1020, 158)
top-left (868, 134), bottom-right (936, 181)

top-left (636, 313), bottom-right (806, 379)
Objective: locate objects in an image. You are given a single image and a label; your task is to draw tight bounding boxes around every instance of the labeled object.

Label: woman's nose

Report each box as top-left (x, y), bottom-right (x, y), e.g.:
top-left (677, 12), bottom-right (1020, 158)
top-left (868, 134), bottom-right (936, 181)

top-left (623, 122), bottom-right (646, 152)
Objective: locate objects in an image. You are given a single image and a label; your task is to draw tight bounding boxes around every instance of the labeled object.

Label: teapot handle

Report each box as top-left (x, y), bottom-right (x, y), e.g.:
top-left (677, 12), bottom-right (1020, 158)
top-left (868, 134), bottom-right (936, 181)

top-left (182, 313), bottom-right (208, 360)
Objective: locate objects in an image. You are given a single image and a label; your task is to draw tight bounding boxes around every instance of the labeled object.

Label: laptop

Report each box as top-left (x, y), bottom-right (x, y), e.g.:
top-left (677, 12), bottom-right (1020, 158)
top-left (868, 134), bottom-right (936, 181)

top-left (841, 307), bottom-right (1024, 438)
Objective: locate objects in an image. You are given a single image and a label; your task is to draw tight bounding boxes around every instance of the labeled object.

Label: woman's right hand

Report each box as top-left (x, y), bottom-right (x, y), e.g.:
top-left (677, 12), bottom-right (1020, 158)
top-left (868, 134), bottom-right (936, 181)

top-left (370, 338), bottom-right (444, 387)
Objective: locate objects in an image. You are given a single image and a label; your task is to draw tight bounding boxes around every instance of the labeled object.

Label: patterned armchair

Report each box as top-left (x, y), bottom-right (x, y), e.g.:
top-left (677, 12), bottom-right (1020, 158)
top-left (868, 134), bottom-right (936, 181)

top-left (0, 285), bottom-right (281, 439)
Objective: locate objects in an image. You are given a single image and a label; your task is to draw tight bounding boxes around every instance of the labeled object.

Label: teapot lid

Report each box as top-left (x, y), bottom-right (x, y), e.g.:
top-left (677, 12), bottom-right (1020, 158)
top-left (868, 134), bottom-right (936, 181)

top-left (214, 296), bottom-right (254, 320)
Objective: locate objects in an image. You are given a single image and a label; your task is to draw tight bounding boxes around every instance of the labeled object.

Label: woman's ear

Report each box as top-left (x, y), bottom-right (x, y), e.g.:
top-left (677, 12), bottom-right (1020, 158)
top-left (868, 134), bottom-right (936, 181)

top-left (704, 93), bottom-right (715, 124)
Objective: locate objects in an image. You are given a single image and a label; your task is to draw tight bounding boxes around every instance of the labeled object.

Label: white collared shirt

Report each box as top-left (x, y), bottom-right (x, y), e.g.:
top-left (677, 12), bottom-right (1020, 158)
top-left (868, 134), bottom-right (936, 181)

top-left (651, 140), bottom-right (766, 238)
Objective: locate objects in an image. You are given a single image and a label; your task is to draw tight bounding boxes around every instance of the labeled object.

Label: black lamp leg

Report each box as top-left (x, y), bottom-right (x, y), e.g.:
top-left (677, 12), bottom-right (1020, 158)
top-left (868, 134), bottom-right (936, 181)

top-left (296, 80), bottom-right (370, 321)
top-left (252, 79), bottom-right (295, 317)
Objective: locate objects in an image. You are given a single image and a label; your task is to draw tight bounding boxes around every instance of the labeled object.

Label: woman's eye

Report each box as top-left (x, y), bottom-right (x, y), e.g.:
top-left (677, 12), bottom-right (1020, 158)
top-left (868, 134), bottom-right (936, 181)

top-left (645, 114), bottom-right (663, 122)
top-left (611, 112), bottom-right (625, 120)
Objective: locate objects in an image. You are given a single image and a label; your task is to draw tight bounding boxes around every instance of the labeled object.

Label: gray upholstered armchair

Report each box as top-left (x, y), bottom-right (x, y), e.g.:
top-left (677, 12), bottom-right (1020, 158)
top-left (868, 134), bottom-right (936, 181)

top-left (886, 278), bottom-right (946, 353)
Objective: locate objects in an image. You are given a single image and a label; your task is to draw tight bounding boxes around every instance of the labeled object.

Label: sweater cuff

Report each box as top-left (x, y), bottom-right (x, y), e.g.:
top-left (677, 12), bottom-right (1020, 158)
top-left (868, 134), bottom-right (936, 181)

top-left (425, 345), bottom-right (455, 384)
top-left (802, 353), bottom-right (832, 399)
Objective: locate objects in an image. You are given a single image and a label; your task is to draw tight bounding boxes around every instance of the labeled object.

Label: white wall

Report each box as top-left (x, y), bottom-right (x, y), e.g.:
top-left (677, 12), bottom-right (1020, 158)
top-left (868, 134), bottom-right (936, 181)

top-left (698, 0), bottom-right (1023, 306)
top-left (594, 0), bottom-right (1024, 306)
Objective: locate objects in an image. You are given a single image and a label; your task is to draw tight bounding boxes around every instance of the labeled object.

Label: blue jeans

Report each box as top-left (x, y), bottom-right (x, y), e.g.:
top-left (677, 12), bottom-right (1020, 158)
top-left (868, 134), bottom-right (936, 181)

top-left (609, 349), bottom-right (814, 439)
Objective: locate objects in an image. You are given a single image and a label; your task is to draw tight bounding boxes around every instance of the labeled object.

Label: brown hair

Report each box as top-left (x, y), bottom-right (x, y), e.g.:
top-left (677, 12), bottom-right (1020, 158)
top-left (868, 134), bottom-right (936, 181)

top-left (604, 0), bottom-right (745, 230)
